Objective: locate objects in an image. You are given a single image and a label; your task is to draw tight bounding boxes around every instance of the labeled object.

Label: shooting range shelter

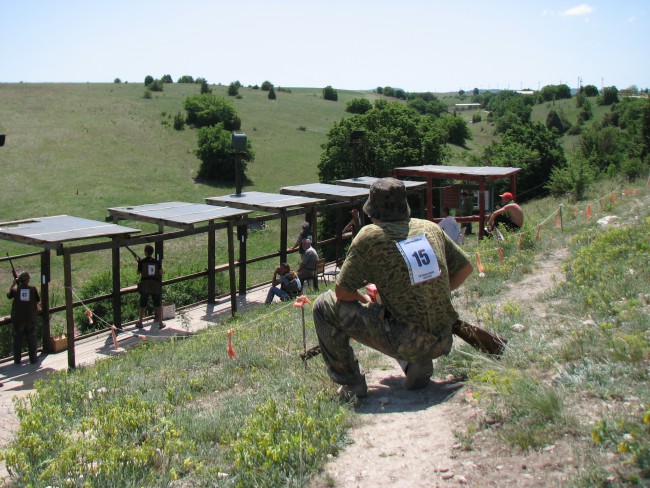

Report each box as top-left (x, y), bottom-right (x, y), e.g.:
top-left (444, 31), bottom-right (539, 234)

top-left (107, 201), bottom-right (251, 319)
top-left (205, 191), bottom-right (324, 293)
top-left (336, 176), bottom-right (427, 217)
top-left (393, 165), bottom-right (522, 238)
top-left (0, 215), bottom-right (140, 369)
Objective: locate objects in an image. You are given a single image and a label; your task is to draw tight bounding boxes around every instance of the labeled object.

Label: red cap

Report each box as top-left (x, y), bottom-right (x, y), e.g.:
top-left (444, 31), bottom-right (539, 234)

top-left (499, 191), bottom-right (514, 200)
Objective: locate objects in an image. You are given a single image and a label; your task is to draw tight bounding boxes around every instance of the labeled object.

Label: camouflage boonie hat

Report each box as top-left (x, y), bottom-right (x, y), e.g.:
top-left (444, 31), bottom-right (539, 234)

top-left (363, 177), bottom-right (410, 221)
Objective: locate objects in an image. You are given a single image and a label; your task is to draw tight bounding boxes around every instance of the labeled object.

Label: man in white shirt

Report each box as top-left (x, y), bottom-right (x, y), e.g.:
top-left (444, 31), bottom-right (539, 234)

top-left (438, 207), bottom-right (461, 244)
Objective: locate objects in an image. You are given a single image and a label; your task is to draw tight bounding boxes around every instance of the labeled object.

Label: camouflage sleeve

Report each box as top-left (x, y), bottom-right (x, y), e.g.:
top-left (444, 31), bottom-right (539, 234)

top-left (442, 231), bottom-right (471, 276)
top-left (336, 229), bottom-right (373, 292)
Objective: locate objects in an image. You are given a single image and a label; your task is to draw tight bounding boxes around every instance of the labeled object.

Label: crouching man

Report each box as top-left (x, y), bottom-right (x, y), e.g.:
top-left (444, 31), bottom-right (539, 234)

top-left (313, 178), bottom-right (473, 399)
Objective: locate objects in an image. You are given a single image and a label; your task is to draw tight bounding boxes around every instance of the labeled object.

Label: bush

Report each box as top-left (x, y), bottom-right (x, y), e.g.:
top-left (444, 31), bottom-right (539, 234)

top-left (183, 94), bottom-right (240, 129)
top-left (322, 85), bottom-right (338, 101)
top-left (148, 79), bottom-right (163, 92)
top-left (268, 87), bottom-right (276, 100)
top-left (144, 75), bottom-right (154, 86)
top-left (346, 98), bottom-right (372, 114)
top-left (261, 80), bottom-right (273, 91)
top-left (194, 123), bottom-right (254, 181)
top-left (173, 112), bottom-right (185, 131)
top-left (227, 82), bottom-right (239, 96)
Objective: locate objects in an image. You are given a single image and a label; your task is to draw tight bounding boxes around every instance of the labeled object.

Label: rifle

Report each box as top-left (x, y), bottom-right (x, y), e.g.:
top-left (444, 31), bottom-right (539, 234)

top-left (6, 253), bottom-right (18, 280)
top-left (452, 320), bottom-right (507, 356)
top-left (125, 246), bottom-right (141, 262)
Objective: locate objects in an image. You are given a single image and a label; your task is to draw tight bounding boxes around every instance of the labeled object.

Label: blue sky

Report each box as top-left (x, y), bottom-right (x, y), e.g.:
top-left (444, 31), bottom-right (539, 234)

top-left (1, 0), bottom-right (648, 92)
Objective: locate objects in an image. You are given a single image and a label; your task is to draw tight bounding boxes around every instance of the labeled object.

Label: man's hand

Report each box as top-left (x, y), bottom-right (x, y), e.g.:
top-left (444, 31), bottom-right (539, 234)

top-left (335, 285), bottom-right (371, 303)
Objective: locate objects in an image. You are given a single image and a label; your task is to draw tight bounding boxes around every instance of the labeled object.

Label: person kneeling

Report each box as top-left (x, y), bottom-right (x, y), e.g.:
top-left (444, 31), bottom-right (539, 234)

top-left (265, 263), bottom-right (301, 305)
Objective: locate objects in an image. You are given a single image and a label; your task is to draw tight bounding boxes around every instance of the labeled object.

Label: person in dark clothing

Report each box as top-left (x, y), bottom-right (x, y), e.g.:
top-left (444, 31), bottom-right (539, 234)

top-left (7, 271), bottom-right (40, 365)
top-left (137, 245), bottom-right (165, 330)
top-left (294, 222), bottom-right (313, 255)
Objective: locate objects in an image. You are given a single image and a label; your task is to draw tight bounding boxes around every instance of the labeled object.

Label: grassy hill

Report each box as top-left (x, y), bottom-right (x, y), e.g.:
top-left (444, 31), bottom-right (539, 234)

top-left (0, 83), bottom-right (385, 222)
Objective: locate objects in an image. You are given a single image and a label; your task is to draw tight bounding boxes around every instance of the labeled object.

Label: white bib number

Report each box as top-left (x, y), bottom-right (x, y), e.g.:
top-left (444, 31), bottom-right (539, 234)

top-left (147, 264), bottom-right (156, 277)
top-left (19, 289), bottom-right (30, 302)
top-left (395, 235), bottom-right (440, 285)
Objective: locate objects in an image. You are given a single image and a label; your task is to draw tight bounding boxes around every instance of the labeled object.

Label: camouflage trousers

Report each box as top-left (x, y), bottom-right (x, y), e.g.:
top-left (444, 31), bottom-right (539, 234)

top-left (312, 291), bottom-right (453, 386)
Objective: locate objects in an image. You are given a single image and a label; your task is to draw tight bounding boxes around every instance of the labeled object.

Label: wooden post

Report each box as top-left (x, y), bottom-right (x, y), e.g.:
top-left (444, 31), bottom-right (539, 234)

top-left (559, 204), bottom-right (564, 234)
top-left (237, 221), bottom-right (247, 295)
top-left (478, 177), bottom-right (486, 239)
top-left (426, 176), bottom-right (433, 221)
top-left (227, 221), bottom-right (237, 315)
top-left (40, 249), bottom-right (51, 352)
top-left (63, 248), bottom-right (76, 369)
top-left (207, 223), bottom-right (216, 303)
top-left (111, 242), bottom-right (122, 328)
top-left (280, 210), bottom-right (288, 264)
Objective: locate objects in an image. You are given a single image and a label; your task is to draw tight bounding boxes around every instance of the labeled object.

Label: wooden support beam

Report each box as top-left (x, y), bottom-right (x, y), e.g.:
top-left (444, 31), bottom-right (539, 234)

top-left (63, 248), bottom-right (76, 369)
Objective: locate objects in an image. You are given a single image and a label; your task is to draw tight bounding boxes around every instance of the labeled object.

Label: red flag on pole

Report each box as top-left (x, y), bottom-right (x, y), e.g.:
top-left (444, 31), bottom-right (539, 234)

top-left (227, 328), bottom-right (236, 359)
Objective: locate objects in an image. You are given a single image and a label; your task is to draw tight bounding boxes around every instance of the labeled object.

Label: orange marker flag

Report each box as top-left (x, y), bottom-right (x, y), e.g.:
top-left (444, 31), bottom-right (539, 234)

top-left (227, 328), bottom-right (236, 359)
top-left (498, 247), bottom-right (505, 263)
top-left (610, 192), bottom-right (615, 204)
top-left (574, 205), bottom-right (578, 217)
top-left (586, 204), bottom-right (592, 218)
top-left (475, 252), bottom-right (484, 273)
top-left (293, 296), bottom-right (311, 308)
top-left (517, 233), bottom-right (523, 251)
top-left (535, 224), bottom-right (541, 241)
top-left (555, 210), bottom-right (561, 228)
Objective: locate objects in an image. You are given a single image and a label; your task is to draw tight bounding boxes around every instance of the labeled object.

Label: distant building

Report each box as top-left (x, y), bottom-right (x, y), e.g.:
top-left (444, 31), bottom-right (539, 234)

top-left (454, 103), bottom-right (481, 110)
top-left (517, 90), bottom-right (535, 95)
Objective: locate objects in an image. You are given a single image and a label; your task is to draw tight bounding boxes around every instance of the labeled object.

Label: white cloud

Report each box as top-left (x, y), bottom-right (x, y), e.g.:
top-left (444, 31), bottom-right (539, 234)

top-left (561, 4), bottom-right (593, 16)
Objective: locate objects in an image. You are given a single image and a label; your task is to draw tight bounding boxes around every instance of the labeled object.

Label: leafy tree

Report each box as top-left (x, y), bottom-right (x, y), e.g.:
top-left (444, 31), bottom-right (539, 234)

top-left (173, 112), bottom-right (185, 131)
top-left (575, 92), bottom-right (586, 109)
top-left (579, 125), bottom-right (628, 174)
top-left (113, 78), bottom-right (121, 84)
top-left (383, 86), bottom-right (395, 97)
top-left (144, 75), bottom-right (154, 86)
top-left (261, 80), bottom-right (273, 91)
top-left (458, 89), bottom-right (465, 96)
top-left (177, 75), bottom-right (195, 83)
top-left (183, 94), bottom-right (241, 130)
top-left (472, 122), bottom-right (566, 201)
top-left (376, 86), bottom-right (383, 95)
top-left (583, 84), bottom-right (598, 97)
top-left (268, 87), bottom-right (276, 99)
top-left (407, 96), bottom-right (447, 117)
top-left (438, 114), bottom-right (471, 146)
top-left (577, 100), bottom-right (593, 124)
top-left (194, 123), bottom-right (254, 181)
top-left (228, 82), bottom-right (239, 96)
top-left (161, 74), bottom-right (173, 83)
top-left (546, 150), bottom-right (596, 200)
top-left (486, 91), bottom-right (532, 134)
top-left (641, 98), bottom-right (650, 159)
top-left (318, 101), bottom-right (450, 183)
top-left (322, 85), bottom-right (338, 101)
top-left (540, 84), bottom-right (572, 102)
top-left (346, 98), bottom-right (372, 114)
top-left (194, 77), bottom-right (207, 85)
top-left (473, 88), bottom-right (479, 96)
top-left (598, 86), bottom-right (619, 106)
top-left (200, 80), bottom-right (212, 94)
top-left (546, 109), bottom-right (568, 134)
top-left (394, 89), bottom-right (407, 100)
top-left (149, 79), bottom-right (163, 92)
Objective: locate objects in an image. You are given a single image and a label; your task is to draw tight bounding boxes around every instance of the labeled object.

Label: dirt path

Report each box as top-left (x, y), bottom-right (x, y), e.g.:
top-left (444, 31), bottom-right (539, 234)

top-left (311, 248), bottom-right (569, 488)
